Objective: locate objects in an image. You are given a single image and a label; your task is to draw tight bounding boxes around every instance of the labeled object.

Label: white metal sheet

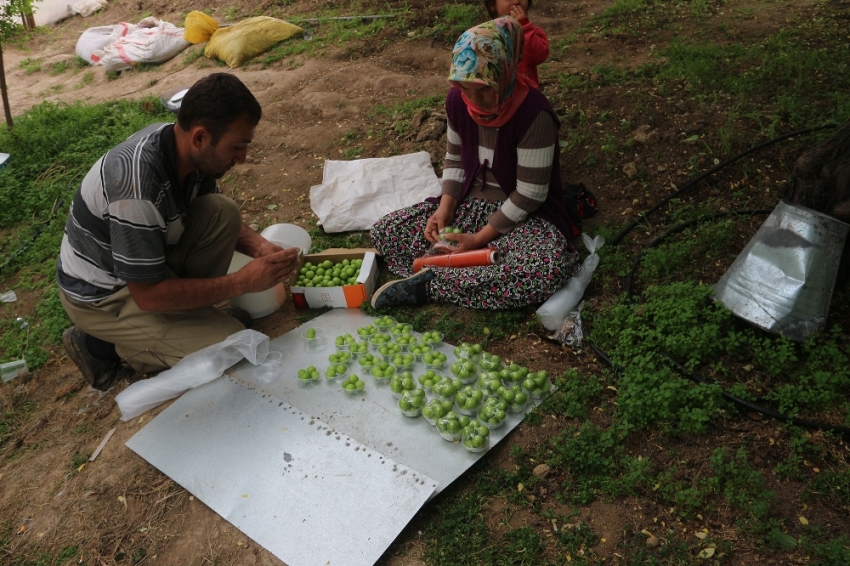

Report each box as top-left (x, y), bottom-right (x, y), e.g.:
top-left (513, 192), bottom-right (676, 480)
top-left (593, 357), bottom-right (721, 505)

top-left (127, 308), bottom-right (546, 566)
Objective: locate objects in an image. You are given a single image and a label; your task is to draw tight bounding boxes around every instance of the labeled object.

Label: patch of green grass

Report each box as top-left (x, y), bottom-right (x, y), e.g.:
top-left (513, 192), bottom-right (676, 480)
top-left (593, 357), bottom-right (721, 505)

top-left (306, 226), bottom-right (370, 253)
top-left (429, 3), bottom-right (488, 42)
top-left (0, 545), bottom-right (80, 566)
top-left (371, 94), bottom-right (445, 121)
top-left (544, 368), bottom-right (604, 419)
top-left (550, 421), bottom-right (627, 504)
top-left (182, 46), bottom-right (206, 65)
top-left (48, 60), bottom-right (70, 75)
top-left (18, 57), bottom-right (41, 74)
top-left (341, 146), bottom-right (363, 159)
top-left (0, 99), bottom-right (171, 366)
top-left (262, 10), bottom-right (406, 67)
top-left (0, 400), bottom-right (37, 451)
top-left (76, 71), bottom-right (94, 88)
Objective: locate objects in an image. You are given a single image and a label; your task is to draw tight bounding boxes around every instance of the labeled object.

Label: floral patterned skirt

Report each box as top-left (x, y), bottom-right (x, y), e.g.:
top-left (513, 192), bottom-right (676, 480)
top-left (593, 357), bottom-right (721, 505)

top-left (370, 198), bottom-right (580, 310)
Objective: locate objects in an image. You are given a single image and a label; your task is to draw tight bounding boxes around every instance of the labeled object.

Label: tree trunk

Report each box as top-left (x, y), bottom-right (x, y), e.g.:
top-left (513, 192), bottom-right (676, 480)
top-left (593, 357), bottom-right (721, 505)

top-left (21, 12), bottom-right (35, 31)
top-left (0, 45), bottom-right (13, 130)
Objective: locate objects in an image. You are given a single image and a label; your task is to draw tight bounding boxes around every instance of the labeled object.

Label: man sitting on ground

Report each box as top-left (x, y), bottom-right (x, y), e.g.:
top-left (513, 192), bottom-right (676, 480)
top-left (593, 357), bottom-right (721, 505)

top-left (57, 73), bottom-right (299, 390)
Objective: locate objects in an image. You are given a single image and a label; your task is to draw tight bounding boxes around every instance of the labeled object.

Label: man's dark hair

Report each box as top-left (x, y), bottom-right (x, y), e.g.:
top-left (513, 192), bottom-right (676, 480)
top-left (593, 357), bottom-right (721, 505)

top-left (483, 0), bottom-right (533, 19)
top-left (177, 73), bottom-right (262, 143)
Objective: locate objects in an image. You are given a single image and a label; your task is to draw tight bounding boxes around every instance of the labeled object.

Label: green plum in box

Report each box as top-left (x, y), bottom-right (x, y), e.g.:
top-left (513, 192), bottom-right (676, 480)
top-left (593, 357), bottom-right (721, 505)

top-left (450, 359), bottom-right (479, 384)
top-left (328, 351), bottom-right (352, 365)
top-left (290, 249), bottom-right (378, 309)
top-left (296, 365), bottom-right (320, 384)
top-left (433, 377), bottom-right (463, 402)
top-left (479, 352), bottom-right (502, 371)
top-left (500, 363), bottom-right (527, 385)
top-left (477, 397), bottom-right (508, 429)
top-left (334, 333), bottom-right (357, 351)
top-left (423, 351), bottom-right (448, 370)
top-left (389, 371), bottom-right (418, 399)
top-left (496, 384), bottom-right (529, 413)
top-left (398, 388), bottom-right (427, 417)
top-left (341, 374), bottom-right (366, 394)
top-left (522, 370), bottom-right (552, 399)
top-left (373, 315), bottom-right (396, 333)
top-left (453, 342), bottom-right (482, 362)
top-left (421, 331), bottom-right (443, 347)
top-left (476, 372), bottom-right (503, 397)
top-left (454, 385), bottom-right (485, 416)
top-left (390, 353), bottom-right (416, 371)
top-left (417, 370), bottom-right (444, 392)
top-left (436, 411), bottom-right (471, 441)
top-left (462, 420), bottom-right (490, 452)
top-left (325, 363), bottom-right (349, 381)
top-left (422, 398), bottom-right (454, 425)
top-left (370, 362), bottom-right (396, 385)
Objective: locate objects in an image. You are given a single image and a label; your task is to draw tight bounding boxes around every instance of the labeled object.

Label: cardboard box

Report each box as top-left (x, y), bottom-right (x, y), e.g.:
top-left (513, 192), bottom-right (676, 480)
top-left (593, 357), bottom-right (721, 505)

top-left (289, 248), bottom-right (378, 309)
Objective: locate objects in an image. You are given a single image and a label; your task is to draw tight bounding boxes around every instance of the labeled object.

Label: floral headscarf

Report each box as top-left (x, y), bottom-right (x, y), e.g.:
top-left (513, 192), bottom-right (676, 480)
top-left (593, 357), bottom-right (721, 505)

top-left (448, 17), bottom-right (531, 127)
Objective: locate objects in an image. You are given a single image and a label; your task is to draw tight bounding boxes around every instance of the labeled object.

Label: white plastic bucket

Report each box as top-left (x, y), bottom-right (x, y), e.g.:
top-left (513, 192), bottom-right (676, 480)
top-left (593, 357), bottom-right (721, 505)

top-left (261, 223), bottom-right (312, 254)
top-left (227, 252), bottom-right (287, 319)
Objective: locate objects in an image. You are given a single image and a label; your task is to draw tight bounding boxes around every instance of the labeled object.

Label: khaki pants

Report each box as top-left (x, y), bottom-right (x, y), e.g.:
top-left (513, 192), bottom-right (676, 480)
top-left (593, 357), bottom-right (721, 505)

top-left (59, 194), bottom-right (246, 373)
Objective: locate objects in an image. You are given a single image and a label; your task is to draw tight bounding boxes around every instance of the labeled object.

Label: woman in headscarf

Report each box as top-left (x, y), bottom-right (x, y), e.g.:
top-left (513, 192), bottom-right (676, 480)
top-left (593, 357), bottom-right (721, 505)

top-left (370, 16), bottom-right (580, 310)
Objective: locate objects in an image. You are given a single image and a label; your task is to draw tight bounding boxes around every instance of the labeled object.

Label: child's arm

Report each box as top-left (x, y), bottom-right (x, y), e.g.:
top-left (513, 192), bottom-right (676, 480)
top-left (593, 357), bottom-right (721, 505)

top-left (518, 18), bottom-right (550, 66)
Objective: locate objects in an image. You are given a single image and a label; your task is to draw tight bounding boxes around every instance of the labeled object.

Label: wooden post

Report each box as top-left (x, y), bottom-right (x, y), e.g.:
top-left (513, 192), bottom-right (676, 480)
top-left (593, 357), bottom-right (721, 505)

top-left (0, 44), bottom-right (13, 130)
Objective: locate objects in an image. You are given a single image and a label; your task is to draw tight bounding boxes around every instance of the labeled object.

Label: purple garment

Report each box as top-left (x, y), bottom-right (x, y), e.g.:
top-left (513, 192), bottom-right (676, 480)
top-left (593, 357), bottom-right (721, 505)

top-left (443, 86), bottom-right (579, 241)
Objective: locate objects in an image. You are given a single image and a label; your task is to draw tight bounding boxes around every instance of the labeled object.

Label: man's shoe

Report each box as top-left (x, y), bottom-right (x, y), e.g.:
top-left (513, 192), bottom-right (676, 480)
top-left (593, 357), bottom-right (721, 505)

top-left (221, 306), bottom-right (253, 329)
top-left (371, 268), bottom-right (435, 310)
top-left (62, 326), bottom-right (122, 391)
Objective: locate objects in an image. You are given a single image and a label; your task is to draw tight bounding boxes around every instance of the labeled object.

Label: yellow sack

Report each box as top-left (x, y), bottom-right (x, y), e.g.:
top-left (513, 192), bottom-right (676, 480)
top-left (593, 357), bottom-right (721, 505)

top-left (184, 11), bottom-right (219, 44)
top-left (204, 16), bottom-right (303, 68)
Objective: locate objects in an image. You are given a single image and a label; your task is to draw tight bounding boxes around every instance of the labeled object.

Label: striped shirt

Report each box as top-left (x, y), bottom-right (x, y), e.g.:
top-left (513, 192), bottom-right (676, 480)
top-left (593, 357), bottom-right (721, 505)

top-left (441, 111), bottom-right (557, 233)
top-left (57, 122), bottom-right (217, 301)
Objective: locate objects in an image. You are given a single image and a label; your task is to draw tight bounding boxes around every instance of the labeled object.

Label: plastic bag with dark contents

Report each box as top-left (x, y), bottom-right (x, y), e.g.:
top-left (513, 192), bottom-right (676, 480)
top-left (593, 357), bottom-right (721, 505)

top-left (551, 301), bottom-right (585, 347)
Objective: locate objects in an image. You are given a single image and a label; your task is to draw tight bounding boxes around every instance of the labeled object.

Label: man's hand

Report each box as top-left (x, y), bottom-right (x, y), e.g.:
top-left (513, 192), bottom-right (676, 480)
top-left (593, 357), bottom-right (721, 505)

top-left (253, 238), bottom-right (285, 258)
top-left (127, 247), bottom-right (301, 312)
top-left (239, 247), bottom-right (300, 293)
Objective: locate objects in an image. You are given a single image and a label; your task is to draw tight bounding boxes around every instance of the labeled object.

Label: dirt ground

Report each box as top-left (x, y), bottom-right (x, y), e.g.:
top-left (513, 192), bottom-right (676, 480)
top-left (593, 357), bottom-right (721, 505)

top-left (1, 0), bottom-right (843, 564)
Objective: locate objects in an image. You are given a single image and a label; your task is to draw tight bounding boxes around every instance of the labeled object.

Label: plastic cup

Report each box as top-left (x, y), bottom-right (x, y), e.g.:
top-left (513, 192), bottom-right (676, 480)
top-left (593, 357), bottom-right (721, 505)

top-left (253, 351), bottom-right (283, 383)
top-left (301, 327), bottom-right (327, 351)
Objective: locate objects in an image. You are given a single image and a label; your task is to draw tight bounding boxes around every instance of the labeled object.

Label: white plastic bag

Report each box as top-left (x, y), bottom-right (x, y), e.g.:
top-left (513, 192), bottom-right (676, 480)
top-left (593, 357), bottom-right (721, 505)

top-left (91, 19), bottom-right (191, 72)
top-left (537, 233), bottom-right (605, 331)
top-left (310, 152), bottom-right (441, 232)
top-left (115, 329), bottom-right (269, 421)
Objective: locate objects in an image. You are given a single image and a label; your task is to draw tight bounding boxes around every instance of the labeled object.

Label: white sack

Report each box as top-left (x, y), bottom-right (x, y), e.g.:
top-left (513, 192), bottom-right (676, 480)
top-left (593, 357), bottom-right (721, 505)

top-left (115, 329), bottom-right (269, 421)
top-left (90, 18), bottom-right (191, 72)
top-left (537, 233), bottom-right (605, 331)
top-left (310, 151), bottom-right (442, 233)
top-left (71, 0), bottom-right (107, 18)
top-left (76, 23), bottom-right (134, 64)
top-left (29, 0), bottom-right (74, 25)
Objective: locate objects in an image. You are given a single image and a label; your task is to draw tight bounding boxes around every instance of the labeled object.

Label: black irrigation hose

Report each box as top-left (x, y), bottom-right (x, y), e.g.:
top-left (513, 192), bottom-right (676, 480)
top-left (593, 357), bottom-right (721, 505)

top-left (660, 350), bottom-right (850, 436)
top-left (610, 122), bottom-right (839, 247)
top-left (0, 196), bottom-right (66, 276)
top-left (585, 338), bottom-right (850, 436)
top-left (623, 209), bottom-right (772, 301)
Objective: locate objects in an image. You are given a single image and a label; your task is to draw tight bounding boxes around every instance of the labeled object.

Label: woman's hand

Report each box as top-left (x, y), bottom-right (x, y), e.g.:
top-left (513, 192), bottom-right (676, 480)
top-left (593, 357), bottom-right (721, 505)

top-left (442, 225), bottom-right (500, 252)
top-left (425, 196), bottom-right (459, 243)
